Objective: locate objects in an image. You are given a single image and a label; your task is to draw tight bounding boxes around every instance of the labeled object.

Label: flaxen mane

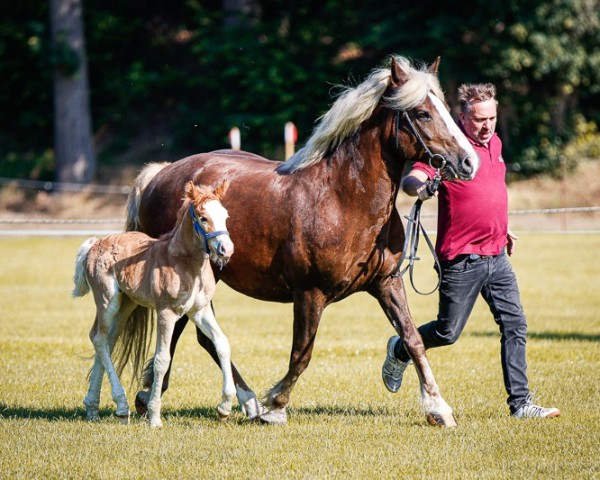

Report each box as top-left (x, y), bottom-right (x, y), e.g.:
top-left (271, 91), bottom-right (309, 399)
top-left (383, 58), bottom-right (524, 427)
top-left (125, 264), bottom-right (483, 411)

top-left (278, 55), bottom-right (444, 173)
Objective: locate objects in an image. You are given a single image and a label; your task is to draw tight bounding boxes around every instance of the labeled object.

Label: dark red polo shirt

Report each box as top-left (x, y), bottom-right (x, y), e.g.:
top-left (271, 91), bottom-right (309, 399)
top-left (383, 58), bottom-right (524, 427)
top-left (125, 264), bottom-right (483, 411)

top-left (413, 132), bottom-right (508, 262)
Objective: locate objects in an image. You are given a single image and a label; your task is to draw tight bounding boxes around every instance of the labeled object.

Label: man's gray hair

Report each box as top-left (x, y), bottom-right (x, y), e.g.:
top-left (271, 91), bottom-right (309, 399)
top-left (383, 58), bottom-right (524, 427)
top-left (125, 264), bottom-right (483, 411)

top-left (457, 83), bottom-right (497, 114)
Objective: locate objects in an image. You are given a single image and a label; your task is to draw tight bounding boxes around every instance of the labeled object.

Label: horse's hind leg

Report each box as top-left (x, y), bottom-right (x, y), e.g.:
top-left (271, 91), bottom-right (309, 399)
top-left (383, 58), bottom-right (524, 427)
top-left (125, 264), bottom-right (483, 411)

top-left (261, 290), bottom-right (326, 425)
top-left (192, 305), bottom-right (236, 420)
top-left (84, 316), bottom-right (104, 421)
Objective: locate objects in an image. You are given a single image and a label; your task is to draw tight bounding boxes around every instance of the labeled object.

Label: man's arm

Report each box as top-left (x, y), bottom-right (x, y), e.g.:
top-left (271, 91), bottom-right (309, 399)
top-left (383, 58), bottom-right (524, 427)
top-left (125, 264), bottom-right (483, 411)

top-left (401, 169), bottom-right (437, 200)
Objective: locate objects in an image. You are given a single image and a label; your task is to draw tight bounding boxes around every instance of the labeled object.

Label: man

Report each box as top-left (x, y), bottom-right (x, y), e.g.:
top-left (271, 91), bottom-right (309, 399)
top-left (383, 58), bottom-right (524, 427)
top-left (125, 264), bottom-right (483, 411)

top-left (382, 83), bottom-right (560, 419)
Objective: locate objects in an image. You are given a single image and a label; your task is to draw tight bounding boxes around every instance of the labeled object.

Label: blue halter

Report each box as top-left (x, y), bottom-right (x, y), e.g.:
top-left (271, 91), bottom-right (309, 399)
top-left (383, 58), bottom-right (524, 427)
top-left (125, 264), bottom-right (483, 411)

top-left (189, 203), bottom-right (229, 254)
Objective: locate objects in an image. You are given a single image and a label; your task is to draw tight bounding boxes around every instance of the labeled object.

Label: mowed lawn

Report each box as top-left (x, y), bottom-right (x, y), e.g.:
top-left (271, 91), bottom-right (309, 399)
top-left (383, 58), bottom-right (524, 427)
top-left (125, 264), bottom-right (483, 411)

top-left (0, 234), bottom-right (599, 479)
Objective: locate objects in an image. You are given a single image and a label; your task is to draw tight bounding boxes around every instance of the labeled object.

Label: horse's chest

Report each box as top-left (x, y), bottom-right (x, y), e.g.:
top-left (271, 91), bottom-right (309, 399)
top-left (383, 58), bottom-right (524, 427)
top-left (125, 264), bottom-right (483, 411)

top-left (154, 269), bottom-right (211, 316)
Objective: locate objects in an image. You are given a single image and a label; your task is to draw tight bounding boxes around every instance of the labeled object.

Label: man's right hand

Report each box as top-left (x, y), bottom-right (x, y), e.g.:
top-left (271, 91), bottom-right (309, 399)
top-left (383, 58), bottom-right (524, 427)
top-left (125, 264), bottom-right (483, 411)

top-left (416, 182), bottom-right (438, 201)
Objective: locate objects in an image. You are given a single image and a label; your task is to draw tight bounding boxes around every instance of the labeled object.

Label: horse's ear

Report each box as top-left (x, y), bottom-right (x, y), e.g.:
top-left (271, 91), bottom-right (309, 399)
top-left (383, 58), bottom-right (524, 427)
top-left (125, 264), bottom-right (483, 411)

top-left (428, 56), bottom-right (441, 75)
top-left (390, 57), bottom-right (408, 87)
top-left (184, 180), bottom-right (196, 199)
top-left (214, 179), bottom-right (229, 200)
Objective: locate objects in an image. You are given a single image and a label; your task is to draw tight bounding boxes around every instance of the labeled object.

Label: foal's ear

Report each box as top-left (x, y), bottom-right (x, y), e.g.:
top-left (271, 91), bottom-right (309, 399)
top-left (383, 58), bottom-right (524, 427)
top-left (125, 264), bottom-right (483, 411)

top-left (390, 57), bottom-right (408, 87)
top-left (428, 56), bottom-right (441, 75)
top-left (214, 179), bottom-right (230, 200)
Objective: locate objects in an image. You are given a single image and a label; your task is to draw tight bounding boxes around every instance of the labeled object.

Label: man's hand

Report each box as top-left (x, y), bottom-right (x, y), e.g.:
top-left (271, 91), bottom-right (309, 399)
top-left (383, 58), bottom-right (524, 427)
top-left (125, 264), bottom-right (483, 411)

top-left (507, 228), bottom-right (519, 256)
top-left (416, 182), bottom-right (438, 201)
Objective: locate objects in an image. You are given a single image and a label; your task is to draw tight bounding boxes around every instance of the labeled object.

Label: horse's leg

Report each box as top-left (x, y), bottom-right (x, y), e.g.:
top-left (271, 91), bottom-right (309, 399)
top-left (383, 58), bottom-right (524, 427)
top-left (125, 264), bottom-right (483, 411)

top-left (89, 297), bottom-right (131, 424)
top-left (369, 275), bottom-right (456, 427)
top-left (191, 305), bottom-right (236, 420)
top-left (84, 314), bottom-right (104, 421)
top-left (135, 313), bottom-right (189, 415)
top-left (261, 289), bottom-right (326, 425)
top-left (195, 302), bottom-right (266, 420)
top-left (147, 309), bottom-right (178, 428)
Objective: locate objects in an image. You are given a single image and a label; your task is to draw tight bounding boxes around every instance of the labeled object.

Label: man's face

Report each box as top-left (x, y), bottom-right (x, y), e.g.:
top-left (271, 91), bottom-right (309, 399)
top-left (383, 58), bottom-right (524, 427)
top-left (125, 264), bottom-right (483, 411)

top-left (460, 99), bottom-right (497, 145)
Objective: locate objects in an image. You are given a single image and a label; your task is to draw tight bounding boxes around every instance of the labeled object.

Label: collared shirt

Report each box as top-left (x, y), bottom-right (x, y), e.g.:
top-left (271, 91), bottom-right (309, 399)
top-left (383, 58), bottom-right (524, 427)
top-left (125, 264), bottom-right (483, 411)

top-left (412, 131), bottom-right (508, 262)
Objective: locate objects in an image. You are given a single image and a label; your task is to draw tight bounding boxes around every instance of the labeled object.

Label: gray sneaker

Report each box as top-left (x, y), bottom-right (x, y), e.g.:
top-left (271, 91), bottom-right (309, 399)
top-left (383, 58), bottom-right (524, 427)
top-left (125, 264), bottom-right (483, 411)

top-left (381, 336), bottom-right (412, 393)
top-left (511, 403), bottom-right (561, 419)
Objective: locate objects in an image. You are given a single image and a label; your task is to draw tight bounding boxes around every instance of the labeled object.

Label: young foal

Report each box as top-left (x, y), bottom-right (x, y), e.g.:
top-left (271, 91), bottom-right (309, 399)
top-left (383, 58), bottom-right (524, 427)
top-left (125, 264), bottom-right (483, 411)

top-left (73, 180), bottom-right (234, 427)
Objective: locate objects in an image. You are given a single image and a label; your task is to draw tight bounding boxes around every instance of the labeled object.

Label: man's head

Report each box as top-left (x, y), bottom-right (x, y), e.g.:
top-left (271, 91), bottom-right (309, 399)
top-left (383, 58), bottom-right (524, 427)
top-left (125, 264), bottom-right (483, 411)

top-left (458, 83), bottom-right (498, 146)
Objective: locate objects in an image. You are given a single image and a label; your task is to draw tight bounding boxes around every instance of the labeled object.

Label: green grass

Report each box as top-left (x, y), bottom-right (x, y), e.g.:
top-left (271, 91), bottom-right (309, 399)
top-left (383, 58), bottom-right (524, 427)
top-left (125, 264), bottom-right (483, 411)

top-left (1, 234), bottom-right (599, 479)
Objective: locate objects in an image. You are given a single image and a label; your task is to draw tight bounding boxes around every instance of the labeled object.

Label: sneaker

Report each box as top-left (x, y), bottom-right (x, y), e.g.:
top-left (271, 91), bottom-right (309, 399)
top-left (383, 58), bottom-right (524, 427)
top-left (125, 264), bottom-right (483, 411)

top-left (381, 336), bottom-right (412, 393)
top-left (511, 403), bottom-right (561, 419)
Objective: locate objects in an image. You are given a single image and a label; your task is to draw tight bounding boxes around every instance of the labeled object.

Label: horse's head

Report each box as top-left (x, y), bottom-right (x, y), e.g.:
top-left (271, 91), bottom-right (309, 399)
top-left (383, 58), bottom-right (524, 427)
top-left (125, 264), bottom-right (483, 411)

top-left (385, 56), bottom-right (480, 181)
top-left (185, 180), bottom-right (234, 267)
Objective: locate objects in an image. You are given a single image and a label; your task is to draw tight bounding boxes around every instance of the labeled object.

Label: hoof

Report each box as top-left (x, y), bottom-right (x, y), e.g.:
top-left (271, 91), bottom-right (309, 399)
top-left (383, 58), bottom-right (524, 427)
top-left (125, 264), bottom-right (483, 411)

top-left (217, 404), bottom-right (232, 421)
top-left (149, 416), bottom-right (163, 428)
top-left (241, 397), bottom-right (268, 421)
top-left (135, 391), bottom-right (150, 416)
top-left (259, 407), bottom-right (288, 425)
top-left (426, 412), bottom-right (457, 427)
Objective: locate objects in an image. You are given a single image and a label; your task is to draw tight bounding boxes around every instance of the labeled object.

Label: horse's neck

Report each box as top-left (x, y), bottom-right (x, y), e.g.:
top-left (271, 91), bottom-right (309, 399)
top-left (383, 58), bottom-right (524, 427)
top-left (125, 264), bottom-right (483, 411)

top-left (167, 215), bottom-right (206, 265)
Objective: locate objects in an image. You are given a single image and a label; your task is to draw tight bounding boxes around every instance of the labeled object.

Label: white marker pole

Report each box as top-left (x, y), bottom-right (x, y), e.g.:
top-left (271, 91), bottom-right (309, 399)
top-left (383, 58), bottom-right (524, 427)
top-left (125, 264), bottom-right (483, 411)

top-left (229, 127), bottom-right (241, 150)
top-left (284, 122), bottom-right (297, 160)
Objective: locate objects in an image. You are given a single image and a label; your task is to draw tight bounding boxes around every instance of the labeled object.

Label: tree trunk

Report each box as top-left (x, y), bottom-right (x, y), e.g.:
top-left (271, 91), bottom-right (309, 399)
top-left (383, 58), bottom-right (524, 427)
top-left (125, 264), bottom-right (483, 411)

top-left (49, 0), bottom-right (95, 184)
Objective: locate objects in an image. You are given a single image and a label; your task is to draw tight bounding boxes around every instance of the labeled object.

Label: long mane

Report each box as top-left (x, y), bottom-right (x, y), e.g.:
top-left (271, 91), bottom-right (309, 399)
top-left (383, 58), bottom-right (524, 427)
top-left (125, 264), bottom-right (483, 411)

top-left (278, 55), bottom-right (444, 174)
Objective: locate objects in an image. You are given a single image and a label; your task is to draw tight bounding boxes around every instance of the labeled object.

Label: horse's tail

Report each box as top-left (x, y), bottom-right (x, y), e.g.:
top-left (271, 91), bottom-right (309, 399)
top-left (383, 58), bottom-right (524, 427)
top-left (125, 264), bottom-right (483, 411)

top-left (125, 162), bottom-right (170, 232)
top-left (112, 305), bottom-right (155, 386)
top-left (72, 237), bottom-right (97, 298)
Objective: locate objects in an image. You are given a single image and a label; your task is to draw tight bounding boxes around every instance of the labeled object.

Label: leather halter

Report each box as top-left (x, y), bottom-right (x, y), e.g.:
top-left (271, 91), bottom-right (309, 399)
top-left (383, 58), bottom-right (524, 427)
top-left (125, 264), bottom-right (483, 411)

top-left (395, 110), bottom-right (447, 172)
top-left (189, 203), bottom-right (229, 254)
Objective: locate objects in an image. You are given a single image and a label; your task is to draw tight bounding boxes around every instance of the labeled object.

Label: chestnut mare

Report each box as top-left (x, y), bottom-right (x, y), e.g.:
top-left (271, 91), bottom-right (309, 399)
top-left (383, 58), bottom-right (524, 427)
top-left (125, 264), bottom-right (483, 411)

top-left (127, 55), bottom-right (480, 426)
top-left (74, 180), bottom-right (234, 427)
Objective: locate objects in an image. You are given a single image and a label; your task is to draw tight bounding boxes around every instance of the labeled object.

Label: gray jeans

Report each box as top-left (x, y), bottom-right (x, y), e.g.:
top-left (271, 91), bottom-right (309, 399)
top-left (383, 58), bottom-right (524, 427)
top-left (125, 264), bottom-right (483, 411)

top-left (396, 251), bottom-right (530, 413)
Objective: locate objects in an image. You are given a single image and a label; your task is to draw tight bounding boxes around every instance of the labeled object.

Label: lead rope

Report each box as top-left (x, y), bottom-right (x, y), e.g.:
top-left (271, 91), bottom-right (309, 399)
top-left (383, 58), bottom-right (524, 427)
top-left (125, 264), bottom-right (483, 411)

top-left (391, 170), bottom-right (442, 295)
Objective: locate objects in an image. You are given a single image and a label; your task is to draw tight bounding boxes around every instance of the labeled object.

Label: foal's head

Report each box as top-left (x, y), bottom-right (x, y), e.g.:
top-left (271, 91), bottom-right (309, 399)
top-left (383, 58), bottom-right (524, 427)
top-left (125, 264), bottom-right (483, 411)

top-left (185, 180), bottom-right (234, 267)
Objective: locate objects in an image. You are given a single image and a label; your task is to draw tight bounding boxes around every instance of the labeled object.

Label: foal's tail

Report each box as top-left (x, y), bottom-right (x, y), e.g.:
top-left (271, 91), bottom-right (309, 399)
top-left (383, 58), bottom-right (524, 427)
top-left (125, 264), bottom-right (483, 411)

top-left (112, 306), bottom-right (155, 385)
top-left (124, 162), bottom-right (170, 232)
top-left (72, 237), bottom-right (97, 298)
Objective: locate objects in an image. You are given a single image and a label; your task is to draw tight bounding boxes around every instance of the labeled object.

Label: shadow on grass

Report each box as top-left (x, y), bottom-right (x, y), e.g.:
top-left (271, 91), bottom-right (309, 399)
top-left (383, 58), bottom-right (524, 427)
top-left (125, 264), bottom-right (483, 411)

top-left (469, 330), bottom-right (600, 342)
top-left (0, 402), bottom-right (399, 423)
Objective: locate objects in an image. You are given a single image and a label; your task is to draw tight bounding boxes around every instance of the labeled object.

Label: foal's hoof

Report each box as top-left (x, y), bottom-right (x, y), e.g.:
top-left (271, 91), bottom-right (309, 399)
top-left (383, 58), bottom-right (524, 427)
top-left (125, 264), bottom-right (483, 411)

top-left (258, 407), bottom-right (288, 425)
top-left (241, 397), bottom-right (268, 421)
top-left (426, 412), bottom-right (457, 427)
top-left (217, 404), bottom-right (232, 421)
top-left (135, 391), bottom-right (150, 416)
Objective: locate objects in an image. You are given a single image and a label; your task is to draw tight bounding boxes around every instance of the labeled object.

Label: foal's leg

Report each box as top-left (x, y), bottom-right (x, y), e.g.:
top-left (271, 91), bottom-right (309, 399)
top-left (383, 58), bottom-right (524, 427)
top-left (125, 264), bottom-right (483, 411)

top-left (147, 309), bottom-right (178, 428)
top-left (91, 292), bottom-right (132, 423)
top-left (369, 275), bottom-right (456, 427)
top-left (84, 314), bottom-right (104, 421)
top-left (191, 305), bottom-right (236, 420)
top-left (262, 289), bottom-right (326, 425)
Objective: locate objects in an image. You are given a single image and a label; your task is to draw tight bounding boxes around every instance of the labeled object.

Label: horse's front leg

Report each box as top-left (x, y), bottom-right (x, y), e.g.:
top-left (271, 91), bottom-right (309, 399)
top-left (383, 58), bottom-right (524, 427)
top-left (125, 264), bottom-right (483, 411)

top-left (195, 302), bottom-right (266, 420)
top-left (369, 275), bottom-right (456, 427)
top-left (147, 309), bottom-right (178, 428)
top-left (261, 289), bottom-right (326, 425)
top-left (191, 305), bottom-right (236, 420)
top-left (135, 314), bottom-right (188, 415)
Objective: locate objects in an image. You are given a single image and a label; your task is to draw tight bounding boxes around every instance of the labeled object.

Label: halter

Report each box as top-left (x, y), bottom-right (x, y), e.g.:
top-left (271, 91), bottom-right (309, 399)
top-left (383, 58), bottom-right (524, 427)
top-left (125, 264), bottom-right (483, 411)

top-left (189, 203), bottom-right (229, 254)
top-left (392, 109), bottom-right (446, 295)
top-left (395, 110), bottom-right (447, 173)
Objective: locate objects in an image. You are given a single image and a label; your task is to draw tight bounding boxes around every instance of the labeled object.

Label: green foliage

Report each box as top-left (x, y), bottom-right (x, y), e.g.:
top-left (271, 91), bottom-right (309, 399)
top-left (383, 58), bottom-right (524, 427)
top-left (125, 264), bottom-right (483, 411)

top-left (1, 0), bottom-right (599, 178)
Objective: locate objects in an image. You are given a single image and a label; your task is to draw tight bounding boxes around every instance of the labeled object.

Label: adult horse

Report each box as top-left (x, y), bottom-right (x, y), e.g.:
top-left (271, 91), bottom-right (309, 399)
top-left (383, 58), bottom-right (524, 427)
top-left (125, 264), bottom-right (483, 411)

top-left (127, 55), bottom-right (480, 426)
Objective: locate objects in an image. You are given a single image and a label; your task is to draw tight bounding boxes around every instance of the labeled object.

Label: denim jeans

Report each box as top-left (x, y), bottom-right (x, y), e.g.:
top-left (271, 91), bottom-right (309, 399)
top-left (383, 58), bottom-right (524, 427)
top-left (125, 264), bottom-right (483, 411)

top-left (396, 251), bottom-right (531, 413)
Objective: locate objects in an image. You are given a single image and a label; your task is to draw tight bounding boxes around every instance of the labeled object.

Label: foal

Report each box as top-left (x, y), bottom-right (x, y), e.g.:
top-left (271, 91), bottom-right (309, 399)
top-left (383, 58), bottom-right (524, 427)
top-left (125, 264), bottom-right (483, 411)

top-left (73, 180), bottom-right (234, 427)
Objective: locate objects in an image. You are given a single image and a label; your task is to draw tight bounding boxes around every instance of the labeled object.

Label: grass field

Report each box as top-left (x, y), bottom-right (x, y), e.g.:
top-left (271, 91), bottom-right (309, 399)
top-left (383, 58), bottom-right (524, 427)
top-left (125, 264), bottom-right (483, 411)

top-left (1, 234), bottom-right (599, 479)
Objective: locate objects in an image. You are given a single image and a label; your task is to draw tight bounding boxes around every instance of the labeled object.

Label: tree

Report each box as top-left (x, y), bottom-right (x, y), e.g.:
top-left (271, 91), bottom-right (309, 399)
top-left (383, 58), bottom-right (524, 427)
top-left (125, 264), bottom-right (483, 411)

top-left (49, 0), bottom-right (95, 184)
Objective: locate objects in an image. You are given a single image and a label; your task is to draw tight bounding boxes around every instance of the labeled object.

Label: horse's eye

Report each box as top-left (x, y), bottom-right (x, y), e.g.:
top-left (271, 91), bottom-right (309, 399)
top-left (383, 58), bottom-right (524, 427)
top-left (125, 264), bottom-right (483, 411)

top-left (200, 216), bottom-right (208, 223)
top-left (417, 110), bottom-right (431, 120)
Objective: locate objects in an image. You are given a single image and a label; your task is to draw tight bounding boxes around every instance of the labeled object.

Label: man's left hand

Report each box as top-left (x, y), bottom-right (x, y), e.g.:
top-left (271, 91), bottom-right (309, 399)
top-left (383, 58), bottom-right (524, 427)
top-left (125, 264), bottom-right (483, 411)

top-left (507, 229), bottom-right (519, 256)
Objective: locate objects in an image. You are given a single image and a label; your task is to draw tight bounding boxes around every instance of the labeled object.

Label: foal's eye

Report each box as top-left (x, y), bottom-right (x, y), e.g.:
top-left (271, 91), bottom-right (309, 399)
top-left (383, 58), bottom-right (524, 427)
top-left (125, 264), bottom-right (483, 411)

top-left (200, 216), bottom-right (208, 223)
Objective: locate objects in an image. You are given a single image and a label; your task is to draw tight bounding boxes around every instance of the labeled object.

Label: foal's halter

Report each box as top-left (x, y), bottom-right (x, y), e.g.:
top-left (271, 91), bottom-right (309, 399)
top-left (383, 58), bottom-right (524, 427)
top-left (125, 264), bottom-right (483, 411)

top-left (189, 203), bottom-right (229, 254)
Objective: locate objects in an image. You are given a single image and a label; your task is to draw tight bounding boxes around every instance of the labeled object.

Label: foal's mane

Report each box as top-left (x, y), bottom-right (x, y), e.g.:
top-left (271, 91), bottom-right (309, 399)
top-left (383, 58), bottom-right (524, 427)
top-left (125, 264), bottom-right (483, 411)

top-left (278, 55), bottom-right (444, 173)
